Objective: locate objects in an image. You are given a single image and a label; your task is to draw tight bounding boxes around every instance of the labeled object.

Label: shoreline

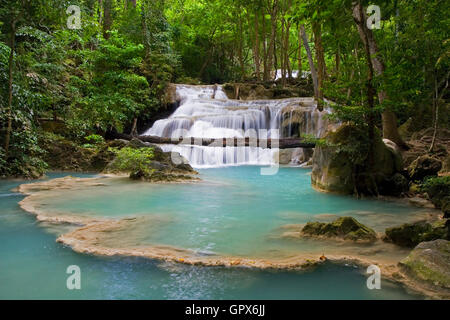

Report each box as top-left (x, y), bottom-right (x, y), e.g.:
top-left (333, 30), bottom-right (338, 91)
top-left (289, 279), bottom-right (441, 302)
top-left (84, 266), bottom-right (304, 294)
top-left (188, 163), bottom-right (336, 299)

top-left (16, 175), bottom-right (449, 299)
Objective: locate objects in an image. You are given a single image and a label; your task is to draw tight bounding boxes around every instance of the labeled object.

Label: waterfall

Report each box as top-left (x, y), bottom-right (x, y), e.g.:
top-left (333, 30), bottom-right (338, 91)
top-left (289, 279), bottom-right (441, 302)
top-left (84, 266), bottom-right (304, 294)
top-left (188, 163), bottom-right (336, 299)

top-left (142, 84), bottom-right (330, 168)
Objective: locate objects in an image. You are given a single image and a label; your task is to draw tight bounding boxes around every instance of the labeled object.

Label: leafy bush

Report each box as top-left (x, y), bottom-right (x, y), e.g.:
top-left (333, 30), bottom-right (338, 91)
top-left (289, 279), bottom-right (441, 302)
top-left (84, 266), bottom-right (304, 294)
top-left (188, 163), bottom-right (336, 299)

top-left (421, 176), bottom-right (450, 213)
top-left (108, 147), bottom-right (155, 176)
top-left (300, 133), bottom-right (328, 147)
top-left (85, 134), bottom-right (105, 144)
top-left (82, 134), bottom-right (105, 148)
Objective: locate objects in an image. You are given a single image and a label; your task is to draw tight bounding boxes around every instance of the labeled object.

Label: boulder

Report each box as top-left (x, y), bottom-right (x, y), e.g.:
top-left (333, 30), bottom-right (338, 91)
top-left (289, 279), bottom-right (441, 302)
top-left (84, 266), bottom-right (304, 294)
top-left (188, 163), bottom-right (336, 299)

top-left (384, 220), bottom-right (449, 247)
top-left (311, 124), bottom-right (403, 195)
top-left (128, 138), bottom-right (153, 149)
top-left (408, 155), bottom-right (442, 181)
top-left (105, 143), bottom-right (197, 183)
top-left (383, 139), bottom-right (403, 172)
top-left (39, 132), bottom-right (109, 172)
top-left (278, 149), bottom-right (295, 165)
top-left (302, 217), bottom-right (377, 242)
top-left (399, 240), bottom-right (450, 291)
top-left (107, 139), bottom-right (129, 149)
top-left (164, 83), bottom-right (179, 105)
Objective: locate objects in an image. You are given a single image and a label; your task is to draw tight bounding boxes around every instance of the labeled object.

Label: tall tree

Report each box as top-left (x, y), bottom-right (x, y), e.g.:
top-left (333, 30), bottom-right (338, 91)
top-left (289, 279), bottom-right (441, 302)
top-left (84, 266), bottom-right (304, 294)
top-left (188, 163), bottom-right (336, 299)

top-left (103, 0), bottom-right (113, 39)
top-left (352, 1), bottom-right (406, 148)
top-left (300, 25), bottom-right (319, 102)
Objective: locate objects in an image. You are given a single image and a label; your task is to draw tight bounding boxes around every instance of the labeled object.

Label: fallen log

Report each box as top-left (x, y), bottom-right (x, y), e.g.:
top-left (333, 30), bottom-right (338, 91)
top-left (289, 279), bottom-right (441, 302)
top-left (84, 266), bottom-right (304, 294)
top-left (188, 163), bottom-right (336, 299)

top-left (111, 133), bottom-right (316, 149)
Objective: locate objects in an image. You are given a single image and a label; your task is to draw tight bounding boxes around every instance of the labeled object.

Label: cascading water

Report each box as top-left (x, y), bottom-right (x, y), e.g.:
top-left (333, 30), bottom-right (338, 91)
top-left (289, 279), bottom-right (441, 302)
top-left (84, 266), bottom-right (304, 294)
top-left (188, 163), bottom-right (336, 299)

top-left (142, 84), bottom-right (331, 168)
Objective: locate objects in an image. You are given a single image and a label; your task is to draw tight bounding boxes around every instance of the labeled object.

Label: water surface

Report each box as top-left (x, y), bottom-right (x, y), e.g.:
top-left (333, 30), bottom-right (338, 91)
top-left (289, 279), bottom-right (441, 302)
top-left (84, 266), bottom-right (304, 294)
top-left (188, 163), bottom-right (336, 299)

top-left (0, 170), bottom-right (426, 299)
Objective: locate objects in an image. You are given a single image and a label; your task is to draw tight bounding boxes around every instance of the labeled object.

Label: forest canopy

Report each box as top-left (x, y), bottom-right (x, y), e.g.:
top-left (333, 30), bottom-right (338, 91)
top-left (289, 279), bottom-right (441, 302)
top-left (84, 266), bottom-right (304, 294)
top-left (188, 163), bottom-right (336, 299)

top-left (0, 0), bottom-right (449, 178)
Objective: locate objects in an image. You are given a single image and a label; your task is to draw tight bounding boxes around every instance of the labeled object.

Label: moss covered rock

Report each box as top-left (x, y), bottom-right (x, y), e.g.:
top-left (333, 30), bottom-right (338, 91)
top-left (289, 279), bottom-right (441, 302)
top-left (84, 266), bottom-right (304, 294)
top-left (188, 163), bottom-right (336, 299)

top-left (106, 142), bottom-right (197, 183)
top-left (39, 132), bottom-right (115, 172)
top-left (302, 217), bottom-right (377, 242)
top-left (384, 220), bottom-right (449, 247)
top-left (399, 240), bottom-right (450, 291)
top-left (311, 124), bottom-right (404, 195)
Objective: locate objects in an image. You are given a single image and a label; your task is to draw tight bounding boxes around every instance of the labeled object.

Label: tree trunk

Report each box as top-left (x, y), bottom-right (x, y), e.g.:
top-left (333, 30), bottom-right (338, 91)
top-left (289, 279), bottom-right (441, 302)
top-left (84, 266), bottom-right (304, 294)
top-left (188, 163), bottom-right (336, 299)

top-left (352, 2), bottom-right (406, 148)
top-left (429, 71), bottom-right (449, 152)
top-left (98, 0), bottom-right (103, 24)
top-left (103, 0), bottom-right (112, 39)
top-left (267, 0), bottom-right (278, 81)
top-left (300, 25), bottom-right (319, 103)
top-left (4, 20), bottom-right (16, 157)
top-left (312, 21), bottom-right (326, 109)
top-left (281, 18), bottom-right (286, 85)
top-left (285, 0), bottom-right (292, 81)
top-left (297, 24), bottom-right (302, 77)
top-left (254, 11), bottom-right (261, 81)
top-left (237, 14), bottom-right (245, 80)
top-left (141, 0), bottom-right (153, 59)
top-left (335, 43), bottom-right (341, 76)
top-left (130, 117), bottom-right (138, 136)
top-left (262, 8), bottom-right (269, 81)
top-left (356, 2), bottom-right (376, 173)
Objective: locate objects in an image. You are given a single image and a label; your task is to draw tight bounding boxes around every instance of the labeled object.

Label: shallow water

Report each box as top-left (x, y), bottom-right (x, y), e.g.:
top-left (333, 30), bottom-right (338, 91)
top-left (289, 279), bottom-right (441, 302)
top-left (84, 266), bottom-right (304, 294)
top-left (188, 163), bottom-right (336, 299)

top-left (0, 170), bottom-right (425, 299)
top-left (36, 167), bottom-right (432, 260)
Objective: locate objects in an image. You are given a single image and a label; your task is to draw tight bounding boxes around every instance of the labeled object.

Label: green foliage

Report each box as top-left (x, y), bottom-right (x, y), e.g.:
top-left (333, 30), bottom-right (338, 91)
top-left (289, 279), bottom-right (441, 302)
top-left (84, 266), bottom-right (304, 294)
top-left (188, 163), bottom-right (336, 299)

top-left (68, 32), bottom-right (151, 133)
top-left (82, 134), bottom-right (105, 148)
top-left (0, 0), bottom-right (448, 178)
top-left (85, 134), bottom-right (105, 145)
top-left (333, 124), bottom-right (371, 167)
top-left (300, 133), bottom-right (328, 147)
top-left (421, 176), bottom-right (450, 211)
top-left (108, 146), bottom-right (155, 176)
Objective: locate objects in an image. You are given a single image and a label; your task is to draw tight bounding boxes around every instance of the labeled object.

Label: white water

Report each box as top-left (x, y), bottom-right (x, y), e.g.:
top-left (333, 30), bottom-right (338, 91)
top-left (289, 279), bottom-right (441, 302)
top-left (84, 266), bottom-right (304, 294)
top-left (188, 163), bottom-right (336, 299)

top-left (142, 84), bottom-right (330, 168)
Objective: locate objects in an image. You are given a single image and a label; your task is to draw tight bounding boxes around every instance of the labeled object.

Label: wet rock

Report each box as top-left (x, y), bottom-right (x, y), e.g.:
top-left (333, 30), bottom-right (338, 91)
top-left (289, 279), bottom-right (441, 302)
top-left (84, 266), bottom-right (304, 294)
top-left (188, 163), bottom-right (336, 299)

top-left (399, 240), bottom-right (450, 291)
top-left (301, 217), bottom-right (377, 242)
top-left (128, 138), bottom-right (153, 149)
top-left (164, 83), bottom-right (179, 105)
top-left (278, 149), bottom-right (295, 165)
top-left (408, 155), bottom-right (442, 181)
top-left (107, 139), bottom-right (129, 149)
top-left (384, 220), bottom-right (449, 247)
